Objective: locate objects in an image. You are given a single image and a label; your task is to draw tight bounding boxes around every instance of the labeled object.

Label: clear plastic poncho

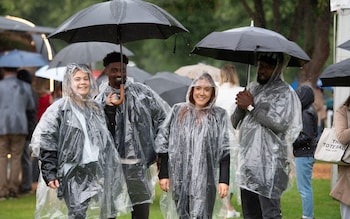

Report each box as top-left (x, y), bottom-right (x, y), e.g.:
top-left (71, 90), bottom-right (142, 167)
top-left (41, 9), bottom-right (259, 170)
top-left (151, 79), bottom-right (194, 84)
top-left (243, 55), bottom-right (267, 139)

top-left (95, 78), bottom-right (170, 206)
top-left (30, 64), bottom-right (132, 218)
top-left (156, 73), bottom-right (231, 218)
top-left (231, 54), bottom-right (302, 199)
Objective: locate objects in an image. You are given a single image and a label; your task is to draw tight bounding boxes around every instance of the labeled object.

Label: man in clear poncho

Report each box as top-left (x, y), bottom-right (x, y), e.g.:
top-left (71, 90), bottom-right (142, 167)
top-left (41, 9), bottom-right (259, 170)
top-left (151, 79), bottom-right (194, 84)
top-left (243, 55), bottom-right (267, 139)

top-left (156, 73), bottom-right (231, 219)
top-left (30, 64), bottom-right (131, 219)
top-left (231, 52), bottom-right (302, 219)
top-left (95, 52), bottom-right (170, 219)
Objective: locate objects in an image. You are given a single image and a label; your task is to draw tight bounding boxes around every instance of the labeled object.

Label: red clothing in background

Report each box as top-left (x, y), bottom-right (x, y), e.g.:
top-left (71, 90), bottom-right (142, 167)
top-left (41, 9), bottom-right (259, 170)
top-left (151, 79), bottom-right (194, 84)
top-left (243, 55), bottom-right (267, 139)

top-left (37, 93), bottom-right (51, 120)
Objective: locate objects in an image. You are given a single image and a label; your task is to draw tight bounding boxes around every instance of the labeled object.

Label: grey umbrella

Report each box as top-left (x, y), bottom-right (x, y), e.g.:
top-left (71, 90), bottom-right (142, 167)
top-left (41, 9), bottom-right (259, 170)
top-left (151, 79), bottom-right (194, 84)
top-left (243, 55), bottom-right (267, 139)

top-left (338, 40), bottom-right (350, 51)
top-left (0, 15), bottom-right (54, 34)
top-left (144, 71), bottom-right (192, 106)
top-left (191, 26), bottom-right (310, 67)
top-left (319, 58), bottom-right (350, 87)
top-left (48, 0), bottom-right (188, 105)
top-left (49, 42), bottom-right (134, 68)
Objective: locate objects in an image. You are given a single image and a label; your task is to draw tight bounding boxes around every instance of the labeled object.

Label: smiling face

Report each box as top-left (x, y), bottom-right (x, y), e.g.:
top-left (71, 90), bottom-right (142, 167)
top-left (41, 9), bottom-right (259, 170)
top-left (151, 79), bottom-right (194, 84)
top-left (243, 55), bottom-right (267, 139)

top-left (72, 70), bottom-right (90, 97)
top-left (105, 62), bottom-right (127, 89)
top-left (192, 79), bottom-right (214, 108)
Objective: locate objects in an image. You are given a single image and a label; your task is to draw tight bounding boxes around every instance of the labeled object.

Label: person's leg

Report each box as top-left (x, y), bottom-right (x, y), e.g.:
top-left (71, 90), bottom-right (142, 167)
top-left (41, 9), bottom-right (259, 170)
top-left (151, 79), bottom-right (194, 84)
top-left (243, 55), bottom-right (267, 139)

top-left (240, 188), bottom-right (262, 219)
top-left (295, 157), bottom-right (315, 218)
top-left (20, 140), bottom-right (33, 193)
top-left (131, 203), bottom-right (150, 219)
top-left (0, 135), bottom-right (10, 197)
top-left (340, 202), bottom-right (350, 219)
top-left (8, 134), bottom-right (25, 196)
top-left (259, 195), bottom-right (282, 219)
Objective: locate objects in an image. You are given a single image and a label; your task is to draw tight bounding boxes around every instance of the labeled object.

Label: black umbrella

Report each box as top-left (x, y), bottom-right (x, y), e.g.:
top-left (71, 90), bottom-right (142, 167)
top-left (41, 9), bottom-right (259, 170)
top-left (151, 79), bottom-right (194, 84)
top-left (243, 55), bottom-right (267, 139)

top-left (49, 42), bottom-right (134, 68)
top-left (320, 58), bottom-right (350, 87)
top-left (48, 0), bottom-right (188, 104)
top-left (191, 26), bottom-right (310, 67)
top-left (144, 71), bottom-right (192, 106)
top-left (338, 40), bottom-right (350, 51)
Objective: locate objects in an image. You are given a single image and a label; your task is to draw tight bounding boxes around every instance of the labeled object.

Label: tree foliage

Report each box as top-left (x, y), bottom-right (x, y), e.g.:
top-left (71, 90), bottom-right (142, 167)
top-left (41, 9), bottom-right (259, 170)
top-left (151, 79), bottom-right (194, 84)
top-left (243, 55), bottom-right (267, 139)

top-left (0, 0), bottom-right (333, 85)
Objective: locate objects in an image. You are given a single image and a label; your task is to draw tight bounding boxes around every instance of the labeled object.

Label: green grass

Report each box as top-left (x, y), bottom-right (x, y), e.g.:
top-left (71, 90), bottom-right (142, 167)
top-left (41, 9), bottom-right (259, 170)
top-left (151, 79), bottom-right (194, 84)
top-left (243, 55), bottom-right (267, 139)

top-left (0, 179), bottom-right (340, 219)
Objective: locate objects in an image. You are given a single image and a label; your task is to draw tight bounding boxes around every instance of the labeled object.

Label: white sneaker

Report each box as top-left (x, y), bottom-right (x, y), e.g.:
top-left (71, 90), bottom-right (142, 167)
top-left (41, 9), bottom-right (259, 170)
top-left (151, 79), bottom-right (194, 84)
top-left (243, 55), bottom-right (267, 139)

top-left (226, 209), bottom-right (241, 218)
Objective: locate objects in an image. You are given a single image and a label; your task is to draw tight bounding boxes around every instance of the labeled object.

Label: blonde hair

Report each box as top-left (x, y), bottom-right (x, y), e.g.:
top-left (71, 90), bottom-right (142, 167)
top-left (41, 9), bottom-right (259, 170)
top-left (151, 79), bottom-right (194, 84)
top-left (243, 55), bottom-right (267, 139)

top-left (219, 64), bottom-right (240, 86)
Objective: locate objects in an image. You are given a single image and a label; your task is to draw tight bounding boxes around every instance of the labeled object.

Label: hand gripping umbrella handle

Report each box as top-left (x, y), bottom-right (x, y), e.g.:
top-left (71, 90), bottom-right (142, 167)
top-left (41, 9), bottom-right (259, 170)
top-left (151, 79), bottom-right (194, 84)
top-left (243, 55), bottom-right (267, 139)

top-left (111, 84), bottom-right (124, 105)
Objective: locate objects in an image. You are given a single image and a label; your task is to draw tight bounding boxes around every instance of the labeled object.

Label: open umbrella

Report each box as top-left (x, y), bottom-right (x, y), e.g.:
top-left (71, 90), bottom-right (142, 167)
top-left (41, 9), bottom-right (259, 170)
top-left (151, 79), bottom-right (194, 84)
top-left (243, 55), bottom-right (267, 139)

top-left (175, 63), bottom-right (220, 82)
top-left (0, 15), bottom-right (54, 34)
top-left (191, 26), bottom-right (310, 67)
top-left (338, 40), bottom-right (350, 51)
top-left (48, 0), bottom-right (188, 104)
top-left (35, 65), bottom-right (66, 81)
top-left (144, 71), bottom-right (192, 106)
top-left (49, 42), bottom-right (134, 68)
top-left (0, 49), bottom-right (48, 67)
top-left (319, 58), bottom-right (350, 87)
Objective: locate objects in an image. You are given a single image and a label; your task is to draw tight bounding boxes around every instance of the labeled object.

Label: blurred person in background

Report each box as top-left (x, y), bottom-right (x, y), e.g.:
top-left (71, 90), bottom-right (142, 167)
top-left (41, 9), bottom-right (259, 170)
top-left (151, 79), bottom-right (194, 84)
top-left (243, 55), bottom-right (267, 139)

top-left (330, 95), bottom-right (350, 219)
top-left (0, 67), bottom-right (36, 199)
top-left (215, 63), bottom-right (243, 218)
top-left (293, 84), bottom-right (318, 219)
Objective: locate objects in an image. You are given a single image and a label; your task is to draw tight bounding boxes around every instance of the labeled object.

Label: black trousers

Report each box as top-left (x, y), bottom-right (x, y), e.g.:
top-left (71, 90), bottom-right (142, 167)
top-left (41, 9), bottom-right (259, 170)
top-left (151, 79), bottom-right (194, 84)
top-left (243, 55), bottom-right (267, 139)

top-left (240, 188), bottom-right (282, 219)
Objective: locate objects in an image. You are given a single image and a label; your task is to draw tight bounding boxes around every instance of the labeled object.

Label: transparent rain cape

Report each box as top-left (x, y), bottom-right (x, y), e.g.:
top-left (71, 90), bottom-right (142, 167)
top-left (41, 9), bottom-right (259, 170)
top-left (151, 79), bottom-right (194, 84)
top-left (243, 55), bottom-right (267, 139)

top-left (156, 73), bottom-right (231, 218)
top-left (95, 79), bottom-right (170, 206)
top-left (30, 65), bottom-right (132, 218)
top-left (231, 55), bottom-right (302, 199)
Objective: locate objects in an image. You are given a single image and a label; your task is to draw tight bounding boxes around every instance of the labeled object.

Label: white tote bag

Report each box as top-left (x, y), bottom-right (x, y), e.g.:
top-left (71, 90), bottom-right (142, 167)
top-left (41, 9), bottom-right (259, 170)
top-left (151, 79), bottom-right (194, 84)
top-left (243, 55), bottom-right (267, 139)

top-left (315, 127), bottom-right (350, 165)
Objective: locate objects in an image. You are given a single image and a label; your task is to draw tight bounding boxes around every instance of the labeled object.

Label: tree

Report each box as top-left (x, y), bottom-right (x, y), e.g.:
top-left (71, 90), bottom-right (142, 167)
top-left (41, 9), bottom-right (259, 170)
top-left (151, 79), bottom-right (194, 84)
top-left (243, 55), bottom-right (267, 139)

top-left (239, 0), bottom-right (332, 86)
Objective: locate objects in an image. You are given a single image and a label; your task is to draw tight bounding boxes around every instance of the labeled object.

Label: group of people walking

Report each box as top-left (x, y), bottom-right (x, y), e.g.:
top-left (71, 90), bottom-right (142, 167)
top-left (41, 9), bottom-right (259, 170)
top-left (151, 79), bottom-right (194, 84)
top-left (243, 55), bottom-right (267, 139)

top-left (1, 49), bottom-right (348, 219)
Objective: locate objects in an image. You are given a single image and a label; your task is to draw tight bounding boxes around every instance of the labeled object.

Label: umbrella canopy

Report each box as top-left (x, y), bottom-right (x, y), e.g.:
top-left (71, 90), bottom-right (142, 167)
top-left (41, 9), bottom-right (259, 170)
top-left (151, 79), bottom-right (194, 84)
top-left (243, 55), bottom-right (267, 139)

top-left (0, 49), bottom-right (48, 67)
top-left (35, 65), bottom-right (66, 81)
top-left (48, 0), bottom-right (188, 44)
top-left (338, 40), bottom-right (350, 51)
top-left (0, 15), bottom-right (54, 34)
top-left (175, 63), bottom-right (220, 82)
top-left (49, 42), bottom-right (134, 68)
top-left (319, 58), bottom-right (350, 87)
top-left (191, 26), bottom-right (310, 67)
top-left (144, 71), bottom-right (192, 106)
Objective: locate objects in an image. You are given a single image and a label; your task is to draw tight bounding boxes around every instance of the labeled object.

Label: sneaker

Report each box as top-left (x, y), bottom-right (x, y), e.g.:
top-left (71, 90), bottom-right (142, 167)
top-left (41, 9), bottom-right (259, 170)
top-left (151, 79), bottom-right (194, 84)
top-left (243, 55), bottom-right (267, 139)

top-left (227, 209), bottom-right (241, 218)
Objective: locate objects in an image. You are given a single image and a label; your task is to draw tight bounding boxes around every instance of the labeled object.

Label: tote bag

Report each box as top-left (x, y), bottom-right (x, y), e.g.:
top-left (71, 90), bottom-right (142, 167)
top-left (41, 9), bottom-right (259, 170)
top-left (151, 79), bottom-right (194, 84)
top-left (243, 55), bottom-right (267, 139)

top-left (314, 127), bottom-right (350, 165)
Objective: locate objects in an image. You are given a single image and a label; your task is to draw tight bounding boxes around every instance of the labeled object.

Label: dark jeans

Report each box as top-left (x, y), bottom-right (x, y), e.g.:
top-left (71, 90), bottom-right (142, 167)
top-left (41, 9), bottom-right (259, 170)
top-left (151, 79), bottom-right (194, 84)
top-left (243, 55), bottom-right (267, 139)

top-left (20, 140), bottom-right (32, 192)
top-left (241, 188), bottom-right (282, 219)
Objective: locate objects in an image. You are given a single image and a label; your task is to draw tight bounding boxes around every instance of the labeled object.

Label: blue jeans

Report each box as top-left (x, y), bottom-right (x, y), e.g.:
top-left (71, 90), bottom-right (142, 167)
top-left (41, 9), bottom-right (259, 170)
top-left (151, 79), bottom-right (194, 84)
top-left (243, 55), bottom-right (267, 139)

top-left (295, 157), bottom-right (315, 218)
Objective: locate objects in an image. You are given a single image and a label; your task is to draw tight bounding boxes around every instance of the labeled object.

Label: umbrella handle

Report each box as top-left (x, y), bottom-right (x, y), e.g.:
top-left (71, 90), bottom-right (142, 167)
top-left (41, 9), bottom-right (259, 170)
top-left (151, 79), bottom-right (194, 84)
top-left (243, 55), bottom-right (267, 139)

top-left (111, 84), bottom-right (124, 105)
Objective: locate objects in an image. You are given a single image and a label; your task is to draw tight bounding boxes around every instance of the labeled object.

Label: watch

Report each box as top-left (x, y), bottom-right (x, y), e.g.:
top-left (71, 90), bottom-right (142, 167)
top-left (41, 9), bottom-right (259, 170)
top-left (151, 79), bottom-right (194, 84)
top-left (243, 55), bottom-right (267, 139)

top-left (247, 104), bottom-right (254, 112)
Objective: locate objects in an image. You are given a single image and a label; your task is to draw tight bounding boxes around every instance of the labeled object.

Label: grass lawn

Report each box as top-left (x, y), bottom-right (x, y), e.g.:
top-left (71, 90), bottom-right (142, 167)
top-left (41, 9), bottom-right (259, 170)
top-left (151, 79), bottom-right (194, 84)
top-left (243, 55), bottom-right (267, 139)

top-left (0, 179), bottom-right (340, 219)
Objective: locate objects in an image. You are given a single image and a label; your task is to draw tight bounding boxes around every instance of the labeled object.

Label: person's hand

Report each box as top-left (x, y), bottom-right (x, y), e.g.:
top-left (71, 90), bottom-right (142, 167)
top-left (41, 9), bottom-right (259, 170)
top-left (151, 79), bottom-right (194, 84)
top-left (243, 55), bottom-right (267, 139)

top-left (159, 178), bottom-right (170, 192)
top-left (236, 89), bottom-right (254, 110)
top-left (47, 179), bottom-right (59, 189)
top-left (218, 183), bottom-right (229, 198)
top-left (106, 92), bottom-right (117, 106)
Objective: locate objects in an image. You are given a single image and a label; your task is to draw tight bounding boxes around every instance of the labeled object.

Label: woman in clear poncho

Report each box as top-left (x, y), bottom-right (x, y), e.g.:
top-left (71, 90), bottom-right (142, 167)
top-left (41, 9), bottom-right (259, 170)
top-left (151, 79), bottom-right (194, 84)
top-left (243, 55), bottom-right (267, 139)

top-left (30, 64), bottom-right (131, 219)
top-left (156, 73), bottom-right (231, 219)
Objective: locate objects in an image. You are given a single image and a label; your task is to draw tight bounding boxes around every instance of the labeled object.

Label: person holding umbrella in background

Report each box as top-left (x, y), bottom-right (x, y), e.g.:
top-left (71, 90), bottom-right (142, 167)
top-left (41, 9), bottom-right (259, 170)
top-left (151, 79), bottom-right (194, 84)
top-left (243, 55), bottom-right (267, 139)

top-left (231, 52), bottom-right (302, 218)
top-left (96, 52), bottom-right (170, 219)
